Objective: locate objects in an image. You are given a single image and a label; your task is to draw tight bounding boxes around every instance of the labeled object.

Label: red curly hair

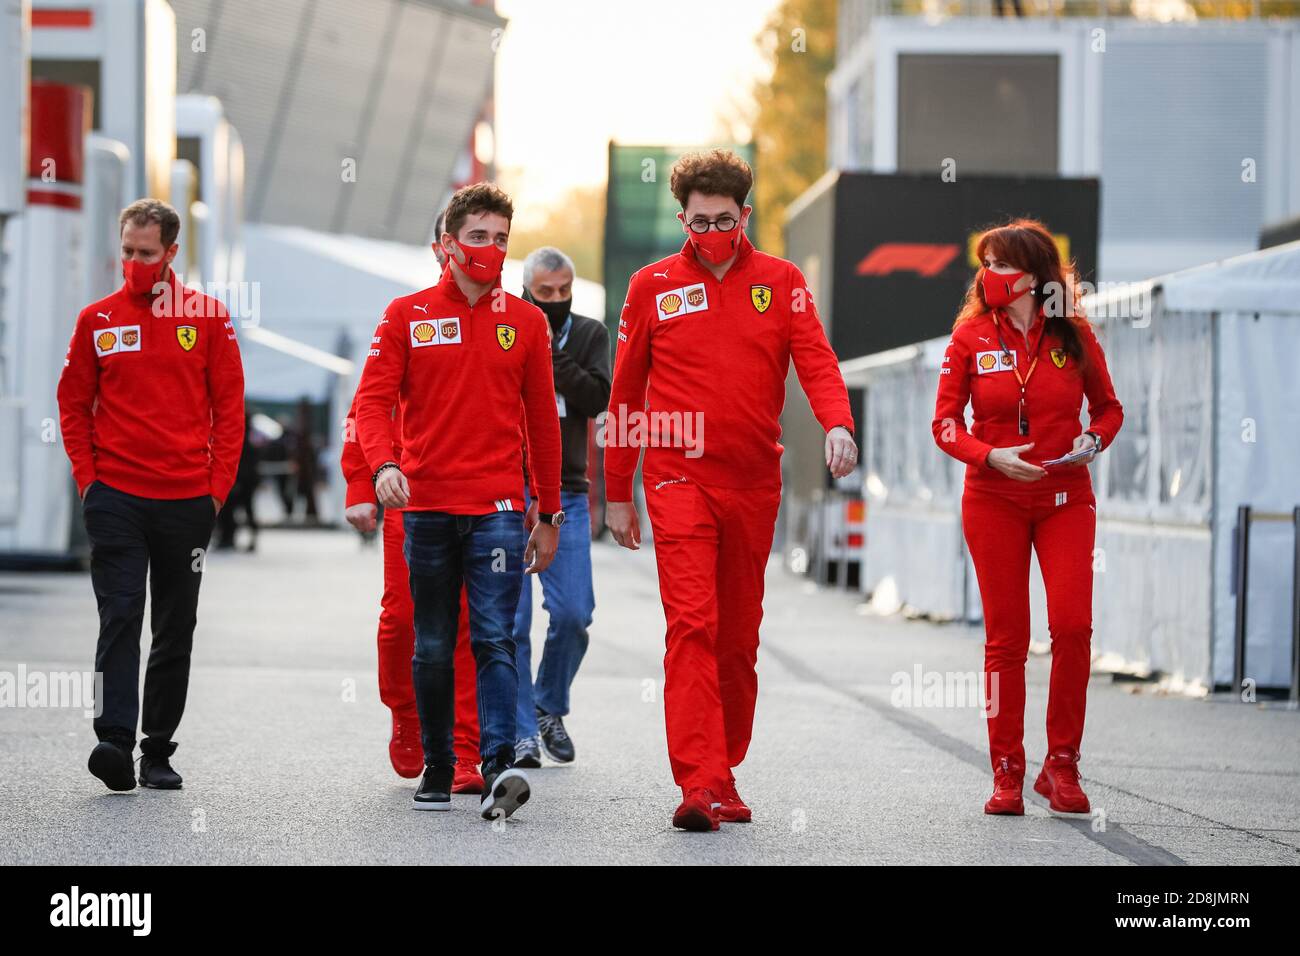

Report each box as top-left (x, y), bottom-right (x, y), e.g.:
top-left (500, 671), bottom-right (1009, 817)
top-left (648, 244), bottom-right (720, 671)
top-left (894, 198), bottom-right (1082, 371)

top-left (955, 218), bottom-right (1090, 366)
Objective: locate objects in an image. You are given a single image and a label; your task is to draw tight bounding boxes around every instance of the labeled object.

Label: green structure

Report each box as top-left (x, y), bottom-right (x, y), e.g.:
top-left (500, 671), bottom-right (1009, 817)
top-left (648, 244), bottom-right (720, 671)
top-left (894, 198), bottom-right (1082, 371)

top-left (602, 142), bottom-right (755, 338)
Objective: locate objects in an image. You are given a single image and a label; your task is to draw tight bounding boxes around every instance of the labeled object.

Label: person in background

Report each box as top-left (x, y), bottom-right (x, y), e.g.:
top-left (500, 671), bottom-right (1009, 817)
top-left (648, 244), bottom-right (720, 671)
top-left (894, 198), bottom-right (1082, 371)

top-left (340, 209), bottom-right (484, 794)
top-left (511, 246), bottom-right (610, 768)
top-left (57, 198), bottom-right (244, 792)
top-left (215, 412), bottom-right (260, 552)
top-left (291, 397), bottom-right (320, 524)
top-left (931, 218), bottom-right (1123, 816)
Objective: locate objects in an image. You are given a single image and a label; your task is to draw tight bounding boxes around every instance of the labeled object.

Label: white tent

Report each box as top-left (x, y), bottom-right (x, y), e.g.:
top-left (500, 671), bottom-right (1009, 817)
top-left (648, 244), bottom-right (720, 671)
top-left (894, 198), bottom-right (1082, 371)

top-left (843, 240), bottom-right (1300, 693)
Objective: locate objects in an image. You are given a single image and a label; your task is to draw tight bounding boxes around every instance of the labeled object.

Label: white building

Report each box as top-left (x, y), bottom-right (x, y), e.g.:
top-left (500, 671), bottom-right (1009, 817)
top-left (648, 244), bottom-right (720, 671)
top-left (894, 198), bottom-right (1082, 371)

top-left (828, 5), bottom-right (1300, 280)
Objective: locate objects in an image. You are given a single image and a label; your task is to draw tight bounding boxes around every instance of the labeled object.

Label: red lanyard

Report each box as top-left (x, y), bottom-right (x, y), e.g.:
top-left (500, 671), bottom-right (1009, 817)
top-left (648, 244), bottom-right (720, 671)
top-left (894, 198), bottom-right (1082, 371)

top-left (992, 310), bottom-right (1046, 436)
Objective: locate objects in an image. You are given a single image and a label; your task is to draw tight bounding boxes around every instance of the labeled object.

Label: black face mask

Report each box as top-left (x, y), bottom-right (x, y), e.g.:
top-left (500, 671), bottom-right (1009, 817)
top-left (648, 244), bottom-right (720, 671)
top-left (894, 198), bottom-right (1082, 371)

top-left (523, 289), bottom-right (572, 332)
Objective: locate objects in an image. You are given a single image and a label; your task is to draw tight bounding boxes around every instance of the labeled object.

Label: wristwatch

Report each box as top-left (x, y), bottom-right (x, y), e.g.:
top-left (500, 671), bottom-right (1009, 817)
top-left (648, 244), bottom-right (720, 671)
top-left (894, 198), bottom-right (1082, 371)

top-left (537, 510), bottom-right (566, 528)
top-left (1085, 431), bottom-right (1103, 453)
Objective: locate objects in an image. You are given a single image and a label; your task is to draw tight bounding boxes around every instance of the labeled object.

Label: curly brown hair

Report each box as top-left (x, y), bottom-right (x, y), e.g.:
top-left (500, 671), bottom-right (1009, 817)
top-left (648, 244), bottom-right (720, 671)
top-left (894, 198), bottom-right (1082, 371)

top-left (443, 182), bottom-right (514, 239)
top-left (670, 149), bottom-right (753, 209)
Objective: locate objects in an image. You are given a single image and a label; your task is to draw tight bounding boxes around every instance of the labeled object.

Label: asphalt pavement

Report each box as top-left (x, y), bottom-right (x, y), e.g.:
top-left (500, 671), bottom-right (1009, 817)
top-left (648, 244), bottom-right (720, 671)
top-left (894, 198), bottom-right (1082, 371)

top-left (1, 527), bottom-right (1297, 865)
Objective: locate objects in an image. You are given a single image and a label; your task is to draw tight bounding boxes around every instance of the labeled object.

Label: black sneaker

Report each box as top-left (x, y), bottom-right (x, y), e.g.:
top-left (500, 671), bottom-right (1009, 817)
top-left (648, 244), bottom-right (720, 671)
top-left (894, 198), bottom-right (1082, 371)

top-left (138, 754), bottom-right (183, 789)
top-left (514, 735), bottom-right (542, 768)
top-left (536, 707), bottom-right (575, 763)
top-left (88, 741), bottom-right (136, 792)
top-left (414, 765), bottom-right (454, 811)
top-left (480, 755), bottom-right (530, 821)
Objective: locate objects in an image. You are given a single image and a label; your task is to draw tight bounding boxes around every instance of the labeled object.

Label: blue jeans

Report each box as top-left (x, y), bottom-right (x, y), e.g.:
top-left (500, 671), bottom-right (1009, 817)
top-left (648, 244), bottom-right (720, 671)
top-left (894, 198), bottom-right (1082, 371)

top-left (404, 510), bottom-right (525, 766)
top-left (513, 490), bottom-right (595, 739)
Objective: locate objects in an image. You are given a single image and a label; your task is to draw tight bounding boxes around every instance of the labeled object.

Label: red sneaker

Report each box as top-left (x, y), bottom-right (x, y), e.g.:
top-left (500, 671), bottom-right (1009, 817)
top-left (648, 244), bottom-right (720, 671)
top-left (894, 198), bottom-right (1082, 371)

top-left (1033, 749), bottom-right (1091, 814)
top-left (452, 752), bottom-right (484, 794)
top-left (389, 707), bottom-right (423, 778)
top-left (719, 775), bottom-right (752, 823)
top-left (984, 756), bottom-right (1025, 815)
top-left (672, 788), bottom-right (720, 832)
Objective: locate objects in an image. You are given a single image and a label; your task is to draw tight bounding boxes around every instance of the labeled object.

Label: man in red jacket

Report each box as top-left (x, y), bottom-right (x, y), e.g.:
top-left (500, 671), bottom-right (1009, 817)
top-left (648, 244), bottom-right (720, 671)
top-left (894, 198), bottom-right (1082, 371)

top-left (56, 198), bottom-right (245, 792)
top-left (604, 150), bottom-right (857, 831)
top-left (354, 183), bottom-right (562, 820)
top-left (341, 210), bottom-right (484, 793)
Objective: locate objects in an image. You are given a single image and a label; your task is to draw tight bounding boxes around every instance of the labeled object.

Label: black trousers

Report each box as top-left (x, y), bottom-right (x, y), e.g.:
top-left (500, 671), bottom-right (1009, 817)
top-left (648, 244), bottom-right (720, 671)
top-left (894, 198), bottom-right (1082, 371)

top-left (82, 481), bottom-right (215, 755)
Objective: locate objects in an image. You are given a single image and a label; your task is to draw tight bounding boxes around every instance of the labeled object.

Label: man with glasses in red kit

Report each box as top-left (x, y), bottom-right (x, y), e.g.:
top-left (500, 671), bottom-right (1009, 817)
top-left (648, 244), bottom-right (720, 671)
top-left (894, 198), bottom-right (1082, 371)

top-left (605, 149), bottom-right (857, 832)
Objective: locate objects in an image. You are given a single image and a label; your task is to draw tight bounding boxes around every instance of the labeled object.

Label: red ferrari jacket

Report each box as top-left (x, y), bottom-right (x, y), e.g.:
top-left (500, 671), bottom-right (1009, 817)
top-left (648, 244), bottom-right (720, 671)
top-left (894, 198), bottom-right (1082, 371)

top-left (341, 398), bottom-right (536, 508)
top-left (932, 308), bottom-right (1123, 497)
top-left (56, 271), bottom-right (245, 501)
top-left (604, 232), bottom-right (853, 500)
top-left (353, 266), bottom-right (561, 515)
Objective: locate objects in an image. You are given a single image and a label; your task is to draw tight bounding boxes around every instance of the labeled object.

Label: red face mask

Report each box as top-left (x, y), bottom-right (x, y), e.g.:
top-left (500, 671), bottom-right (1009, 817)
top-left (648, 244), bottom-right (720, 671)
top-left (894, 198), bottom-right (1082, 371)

top-left (123, 257), bottom-right (168, 296)
top-left (689, 228), bottom-right (739, 265)
top-left (448, 237), bottom-right (507, 283)
top-left (981, 268), bottom-right (1030, 309)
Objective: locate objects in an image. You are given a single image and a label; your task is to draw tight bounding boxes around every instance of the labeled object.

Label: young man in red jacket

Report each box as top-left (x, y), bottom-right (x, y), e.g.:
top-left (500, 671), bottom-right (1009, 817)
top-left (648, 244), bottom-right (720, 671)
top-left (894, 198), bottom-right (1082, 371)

top-left (56, 199), bottom-right (245, 792)
top-left (605, 149), bottom-right (857, 831)
top-left (354, 183), bottom-right (562, 820)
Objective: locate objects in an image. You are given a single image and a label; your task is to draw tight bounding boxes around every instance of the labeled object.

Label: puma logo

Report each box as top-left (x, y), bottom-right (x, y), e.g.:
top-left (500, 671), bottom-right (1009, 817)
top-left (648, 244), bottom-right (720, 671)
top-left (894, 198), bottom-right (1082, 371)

top-left (979, 336), bottom-right (991, 345)
top-left (97, 311), bottom-right (112, 321)
top-left (413, 304), bottom-right (429, 314)
top-left (653, 270), bottom-right (670, 279)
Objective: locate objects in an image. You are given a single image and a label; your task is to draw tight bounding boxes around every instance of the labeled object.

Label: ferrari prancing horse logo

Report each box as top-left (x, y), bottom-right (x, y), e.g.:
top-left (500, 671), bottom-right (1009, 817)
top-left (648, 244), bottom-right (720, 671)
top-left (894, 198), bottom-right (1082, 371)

top-left (750, 285), bottom-right (772, 313)
top-left (496, 324), bottom-right (517, 351)
top-left (176, 326), bottom-right (198, 351)
top-left (1050, 347), bottom-right (1067, 369)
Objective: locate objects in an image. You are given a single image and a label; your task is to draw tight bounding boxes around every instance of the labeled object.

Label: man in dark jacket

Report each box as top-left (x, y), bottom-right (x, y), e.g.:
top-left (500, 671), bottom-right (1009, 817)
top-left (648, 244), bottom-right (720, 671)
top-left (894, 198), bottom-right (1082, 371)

top-left (513, 246), bottom-right (611, 767)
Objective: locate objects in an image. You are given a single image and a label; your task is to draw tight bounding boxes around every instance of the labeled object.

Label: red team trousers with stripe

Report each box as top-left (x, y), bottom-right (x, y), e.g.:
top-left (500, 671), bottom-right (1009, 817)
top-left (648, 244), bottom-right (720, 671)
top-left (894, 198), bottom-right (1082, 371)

top-left (342, 400), bottom-right (479, 765)
top-left (932, 308), bottom-right (1123, 772)
top-left (606, 233), bottom-right (853, 795)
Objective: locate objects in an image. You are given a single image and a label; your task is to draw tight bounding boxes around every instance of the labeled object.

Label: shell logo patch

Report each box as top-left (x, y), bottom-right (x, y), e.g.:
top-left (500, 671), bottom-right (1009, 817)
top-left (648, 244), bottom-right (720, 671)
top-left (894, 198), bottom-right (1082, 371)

top-left (750, 285), bottom-right (772, 313)
top-left (176, 326), bottom-right (198, 351)
top-left (655, 284), bottom-right (709, 321)
top-left (496, 324), bottom-right (517, 351)
top-left (975, 349), bottom-right (1015, 375)
top-left (95, 330), bottom-right (118, 354)
top-left (411, 321), bottom-right (437, 346)
top-left (1050, 347), bottom-right (1068, 369)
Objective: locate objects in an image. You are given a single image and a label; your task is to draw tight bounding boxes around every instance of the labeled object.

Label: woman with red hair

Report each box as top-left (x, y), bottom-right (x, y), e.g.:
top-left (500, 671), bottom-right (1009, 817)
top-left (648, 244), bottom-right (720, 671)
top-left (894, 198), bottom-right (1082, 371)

top-left (931, 218), bottom-right (1123, 816)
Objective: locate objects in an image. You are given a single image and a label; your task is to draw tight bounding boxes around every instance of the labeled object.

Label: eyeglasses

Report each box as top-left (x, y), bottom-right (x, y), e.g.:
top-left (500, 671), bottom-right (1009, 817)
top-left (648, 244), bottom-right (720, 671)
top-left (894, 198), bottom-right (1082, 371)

top-left (686, 215), bottom-right (738, 234)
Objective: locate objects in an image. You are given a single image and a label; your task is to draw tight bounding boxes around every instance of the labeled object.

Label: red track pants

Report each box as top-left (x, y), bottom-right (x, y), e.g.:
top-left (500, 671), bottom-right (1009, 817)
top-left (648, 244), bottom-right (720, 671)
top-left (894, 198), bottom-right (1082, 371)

top-left (644, 475), bottom-right (782, 795)
top-left (379, 512), bottom-right (478, 764)
top-left (961, 483), bottom-right (1096, 773)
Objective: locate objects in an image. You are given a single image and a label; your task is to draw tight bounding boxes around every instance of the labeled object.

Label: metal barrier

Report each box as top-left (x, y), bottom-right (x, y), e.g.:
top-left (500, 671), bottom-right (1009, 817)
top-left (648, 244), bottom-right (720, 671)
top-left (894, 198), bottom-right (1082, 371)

top-left (1231, 505), bottom-right (1300, 703)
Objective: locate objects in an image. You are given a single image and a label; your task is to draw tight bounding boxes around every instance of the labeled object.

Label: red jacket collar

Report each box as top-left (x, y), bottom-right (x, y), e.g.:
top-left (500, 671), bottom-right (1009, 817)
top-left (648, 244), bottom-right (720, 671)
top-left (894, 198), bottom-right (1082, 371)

top-left (677, 229), bottom-right (756, 274)
top-left (437, 260), bottom-right (503, 305)
top-left (990, 304), bottom-right (1046, 334)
